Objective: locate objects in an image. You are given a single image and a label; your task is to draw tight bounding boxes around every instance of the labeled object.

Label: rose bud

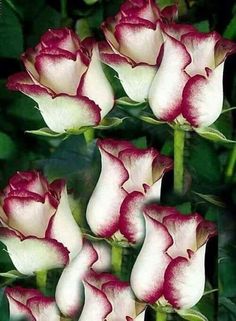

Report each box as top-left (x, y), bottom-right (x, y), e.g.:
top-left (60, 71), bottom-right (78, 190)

top-left (130, 205), bottom-right (217, 310)
top-left (100, 1), bottom-right (180, 103)
top-left (149, 30), bottom-right (236, 127)
top-left (7, 28), bottom-right (114, 134)
top-left (0, 171), bottom-right (82, 275)
top-left (86, 139), bottom-right (172, 244)
top-left (5, 286), bottom-right (60, 321)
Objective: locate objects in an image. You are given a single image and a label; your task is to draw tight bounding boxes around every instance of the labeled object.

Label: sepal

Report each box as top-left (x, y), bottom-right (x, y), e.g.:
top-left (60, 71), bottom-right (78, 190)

top-left (176, 308), bottom-right (208, 321)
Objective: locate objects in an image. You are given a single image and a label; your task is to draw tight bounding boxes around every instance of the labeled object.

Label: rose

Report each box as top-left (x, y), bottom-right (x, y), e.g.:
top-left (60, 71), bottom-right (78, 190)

top-left (149, 30), bottom-right (236, 127)
top-left (86, 139), bottom-right (172, 244)
top-left (78, 277), bottom-right (146, 321)
top-left (100, 0), bottom-right (189, 103)
top-left (7, 28), bottom-right (114, 134)
top-left (56, 252), bottom-right (146, 321)
top-left (6, 287), bottom-right (60, 321)
top-left (130, 204), bottom-right (217, 309)
top-left (0, 171), bottom-right (82, 275)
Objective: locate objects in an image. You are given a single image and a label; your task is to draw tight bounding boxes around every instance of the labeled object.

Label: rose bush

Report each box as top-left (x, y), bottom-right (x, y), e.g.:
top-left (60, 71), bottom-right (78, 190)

top-left (149, 30), bottom-right (236, 127)
top-left (7, 28), bottom-right (114, 134)
top-left (0, 171), bottom-right (82, 274)
top-left (130, 204), bottom-right (216, 309)
top-left (86, 139), bottom-right (172, 244)
top-left (6, 287), bottom-right (60, 321)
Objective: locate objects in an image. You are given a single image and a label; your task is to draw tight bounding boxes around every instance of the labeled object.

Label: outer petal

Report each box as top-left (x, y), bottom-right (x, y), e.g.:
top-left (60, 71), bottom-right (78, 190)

top-left (181, 31), bottom-right (220, 76)
top-left (46, 183), bottom-right (83, 259)
top-left (102, 281), bottom-right (138, 321)
top-left (182, 64), bottom-right (224, 127)
top-left (28, 92), bottom-right (101, 133)
top-left (7, 171), bottom-right (48, 196)
top-left (6, 288), bottom-right (36, 321)
top-left (92, 241), bottom-right (111, 272)
top-left (163, 213), bottom-right (203, 259)
top-left (55, 240), bottom-right (98, 317)
top-left (78, 282), bottom-right (112, 321)
top-left (143, 204), bottom-right (180, 223)
top-left (126, 310), bottom-right (146, 321)
top-left (119, 148), bottom-right (159, 193)
top-left (7, 72), bottom-right (52, 95)
top-left (78, 45), bottom-right (114, 118)
top-left (130, 215), bottom-right (172, 303)
top-left (164, 245), bottom-right (206, 309)
top-left (119, 192), bottom-right (145, 244)
top-left (27, 297), bottom-right (60, 321)
top-left (149, 34), bottom-right (191, 121)
top-left (4, 193), bottom-right (56, 238)
top-left (0, 228), bottom-right (69, 275)
top-left (86, 141), bottom-right (128, 237)
top-left (5, 287), bottom-right (41, 305)
top-left (115, 22), bottom-right (163, 64)
top-left (101, 52), bottom-right (156, 102)
top-left (35, 52), bottom-right (87, 95)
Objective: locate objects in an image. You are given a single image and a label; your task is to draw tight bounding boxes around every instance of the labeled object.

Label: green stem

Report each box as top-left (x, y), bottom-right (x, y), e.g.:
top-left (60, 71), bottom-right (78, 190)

top-left (60, 0), bottom-right (68, 19)
top-left (156, 311), bottom-right (168, 321)
top-left (111, 245), bottom-right (122, 278)
top-left (225, 144), bottom-right (236, 182)
top-left (84, 128), bottom-right (94, 144)
top-left (36, 271), bottom-right (47, 293)
top-left (174, 127), bottom-right (185, 194)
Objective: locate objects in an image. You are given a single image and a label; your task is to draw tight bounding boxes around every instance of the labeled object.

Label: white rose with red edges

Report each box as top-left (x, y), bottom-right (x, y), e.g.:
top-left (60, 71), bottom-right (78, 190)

top-left (86, 138), bottom-right (173, 244)
top-left (130, 205), bottom-right (217, 310)
top-left (7, 28), bottom-right (114, 134)
top-left (149, 30), bottom-right (236, 127)
top-left (0, 171), bottom-right (82, 275)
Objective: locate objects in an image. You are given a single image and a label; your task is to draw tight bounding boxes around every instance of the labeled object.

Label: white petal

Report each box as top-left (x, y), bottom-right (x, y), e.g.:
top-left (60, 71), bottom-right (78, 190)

top-left (46, 185), bottom-right (83, 259)
top-left (130, 215), bottom-right (172, 303)
top-left (0, 228), bottom-right (69, 275)
top-left (55, 241), bottom-right (98, 317)
top-left (78, 282), bottom-right (112, 321)
top-left (182, 63), bottom-right (224, 127)
top-left (149, 34), bottom-right (190, 121)
top-left (79, 45), bottom-right (114, 118)
top-left (164, 245), bottom-right (206, 309)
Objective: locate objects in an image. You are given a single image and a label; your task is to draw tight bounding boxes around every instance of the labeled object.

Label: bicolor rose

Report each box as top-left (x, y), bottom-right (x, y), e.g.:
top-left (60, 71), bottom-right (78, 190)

top-left (7, 28), bottom-right (114, 134)
top-left (56, 256), bottom-right (146, 321)
top-left (6, 286), bottom-right (60, 321)
top-left (130, 204), bottom-right (217, 309)
top-left (0, 171), bottom-right (82, 275)
top-left (149, 30), bottom-right (236, 127)
top-left (100, 0), bottom-right (178, 102)
top-left (86, 139), bottom-right (172, 244)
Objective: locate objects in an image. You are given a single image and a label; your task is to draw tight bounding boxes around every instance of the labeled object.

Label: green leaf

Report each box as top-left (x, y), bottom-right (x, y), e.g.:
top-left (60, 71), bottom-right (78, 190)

top-left (75, 18), bottom-right (92, 39)
top-left (26, 127), bottom-right (66, 138)
top-left (0, 1), bottom-right (23, 58)
top-left (0, 132), bottom-right (16, 160)
top-left (83, 0), bottom-right (98, 4)
top-left (194, 20), bottom-right (210, 32)
top-left (177, 308), bottom-right (208, 321)
top-left (116, 97), bottom-right (146, 108)
top-left (195, 127), bottom-right (236, 143)
top-left (223, 15), bottom-right (236, 39)
top-left (0, 288), bottom-right (9, 321)
top-left (139, 115), bottom-right (166, 125)
top-left (95, 117), bottom-right (126, 130)
top-left (0, 270), bottom-right (24, 279)
top-left (176, 202), bottom-right (192, 214)
top-left (193, 192), bottom-right (226, 208)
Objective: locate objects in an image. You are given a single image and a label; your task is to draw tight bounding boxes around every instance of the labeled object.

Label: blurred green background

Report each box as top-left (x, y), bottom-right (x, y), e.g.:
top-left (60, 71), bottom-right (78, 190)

top-left (0, 0), bottom-right (236, 320)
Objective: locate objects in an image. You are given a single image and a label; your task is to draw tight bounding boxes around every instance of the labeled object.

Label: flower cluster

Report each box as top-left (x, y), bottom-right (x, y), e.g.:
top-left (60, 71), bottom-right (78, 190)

top-left (7, 1), bottom-right (236, 132)
top-left (2, 0), bottom-right (225, 320)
